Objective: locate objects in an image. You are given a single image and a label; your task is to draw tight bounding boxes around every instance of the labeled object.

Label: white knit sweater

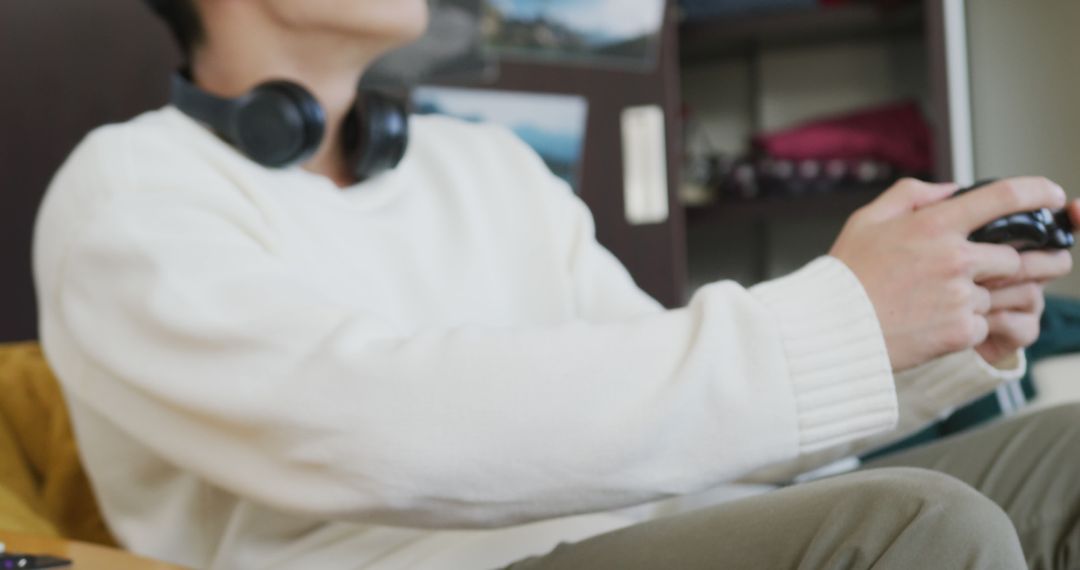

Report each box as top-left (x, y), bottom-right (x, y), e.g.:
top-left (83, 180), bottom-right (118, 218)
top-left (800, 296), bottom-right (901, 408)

top-left (33, 109), bottom-right (1023, 569)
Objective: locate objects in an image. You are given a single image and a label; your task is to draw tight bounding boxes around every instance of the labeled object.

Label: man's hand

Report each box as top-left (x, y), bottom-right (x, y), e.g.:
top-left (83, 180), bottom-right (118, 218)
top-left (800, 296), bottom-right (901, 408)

top-left (974, 200), bottom-right (1080, 364)
top-left (830, 177), bottom-right (1067, 372)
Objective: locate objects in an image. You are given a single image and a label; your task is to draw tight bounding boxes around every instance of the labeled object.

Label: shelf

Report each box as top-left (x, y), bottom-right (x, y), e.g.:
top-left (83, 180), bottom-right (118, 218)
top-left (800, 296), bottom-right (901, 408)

top-left (679, 3), bottom-right (924, 62)
top-left (685, 185), bottom-right (887, 224)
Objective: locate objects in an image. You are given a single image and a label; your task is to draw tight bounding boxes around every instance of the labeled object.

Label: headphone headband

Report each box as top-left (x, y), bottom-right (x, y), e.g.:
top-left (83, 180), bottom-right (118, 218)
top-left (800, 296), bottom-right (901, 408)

top-left (170, 70), bottom-right (236, 130)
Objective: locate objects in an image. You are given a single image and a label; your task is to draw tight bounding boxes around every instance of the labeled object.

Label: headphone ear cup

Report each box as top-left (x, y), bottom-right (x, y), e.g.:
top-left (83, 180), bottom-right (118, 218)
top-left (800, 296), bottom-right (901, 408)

top-left (231, 81), bottom-right (326, 168)
top-left (345, 91), bottom-right (410, 181)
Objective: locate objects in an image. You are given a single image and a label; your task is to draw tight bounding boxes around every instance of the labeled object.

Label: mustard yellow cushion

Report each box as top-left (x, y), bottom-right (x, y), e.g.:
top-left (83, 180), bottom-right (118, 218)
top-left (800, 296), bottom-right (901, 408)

top-left (0, 406), bottom-right (56, 537)
top-left (0, 342), bottom-right (114, 545)
top-left (0, 485), bottom-right (59, 538)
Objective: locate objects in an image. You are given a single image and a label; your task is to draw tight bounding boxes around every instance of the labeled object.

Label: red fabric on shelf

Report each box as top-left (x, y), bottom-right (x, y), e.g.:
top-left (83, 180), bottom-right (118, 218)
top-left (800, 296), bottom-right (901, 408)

top-left (753, 101), bottom-right (934, 173)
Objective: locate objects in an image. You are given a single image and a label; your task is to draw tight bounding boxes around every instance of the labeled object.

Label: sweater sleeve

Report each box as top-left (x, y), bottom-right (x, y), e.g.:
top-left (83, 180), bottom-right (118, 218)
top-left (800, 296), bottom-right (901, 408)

top-left (40, 142), bottom-right (897, 533)
top-left (889, 348), bottom-right (1026, 434)
top-left (543, 172), bottom-right (900, 454)
top-left (740, 348), bottom-right (1026, 483)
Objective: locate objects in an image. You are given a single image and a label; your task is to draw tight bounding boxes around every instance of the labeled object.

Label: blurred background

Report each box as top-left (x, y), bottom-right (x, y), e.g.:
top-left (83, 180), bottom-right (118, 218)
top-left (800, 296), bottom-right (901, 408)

top-left (1, 0), bottom-right (1079, 344)
top-left (679, 0), bottom-right (1080, 295)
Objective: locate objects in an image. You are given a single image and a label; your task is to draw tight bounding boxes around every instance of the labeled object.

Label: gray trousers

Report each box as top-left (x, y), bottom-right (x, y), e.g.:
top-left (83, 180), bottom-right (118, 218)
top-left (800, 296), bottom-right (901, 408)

top-left (505, 403), bottom-right (1080, 569)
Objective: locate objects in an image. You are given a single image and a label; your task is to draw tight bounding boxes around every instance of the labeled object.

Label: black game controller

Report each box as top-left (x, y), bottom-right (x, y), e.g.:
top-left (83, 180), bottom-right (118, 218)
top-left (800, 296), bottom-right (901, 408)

top-left (955, 180), bottom-right (1075, 251)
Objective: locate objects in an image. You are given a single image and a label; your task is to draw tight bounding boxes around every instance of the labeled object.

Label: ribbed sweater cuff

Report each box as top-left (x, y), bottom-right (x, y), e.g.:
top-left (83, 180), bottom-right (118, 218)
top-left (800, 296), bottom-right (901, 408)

top-left (896, 349), bottom-right (1027, 417)
top-left (751, 257), bottom-right (898, 453)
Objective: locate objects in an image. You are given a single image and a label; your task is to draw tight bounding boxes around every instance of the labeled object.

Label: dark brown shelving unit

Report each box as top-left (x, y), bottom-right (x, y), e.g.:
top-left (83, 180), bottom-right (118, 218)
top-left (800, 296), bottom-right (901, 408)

top-left (677, 1), bottom-right (929, 232)
top-left (676, 2), bottom-right (936, 285)
top-left (685, 184), bottom-right (887, 225)
top-left (679, 2), bottom-right (924, 62)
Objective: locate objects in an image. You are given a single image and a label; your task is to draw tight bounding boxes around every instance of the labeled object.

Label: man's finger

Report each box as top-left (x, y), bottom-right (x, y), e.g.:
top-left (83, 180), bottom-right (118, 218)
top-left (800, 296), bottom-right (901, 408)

top-left (932, 177), bottom-right (1066, 233)
top-left (973, 285), bottom-right (992, 315)
top-left (989, 283), bottom-right (1045, 313)
top-left (986, 311), bottom-right (1041, 349)
top-left (983, 251), bottom-right (1074, 288)
top-left (969, 243), bottom-right (1023, 282)
top-left (1019, 250), bottom-right (1073, 282)
top-left (1067, 200), bottom-right (1080, 231)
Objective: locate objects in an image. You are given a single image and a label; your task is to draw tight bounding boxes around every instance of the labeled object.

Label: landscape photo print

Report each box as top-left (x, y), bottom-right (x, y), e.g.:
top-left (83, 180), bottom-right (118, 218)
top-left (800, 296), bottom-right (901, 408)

top-left (413, 86), bottom-right (590, 192)
top-left (483, 0), bottom-right (667, 71)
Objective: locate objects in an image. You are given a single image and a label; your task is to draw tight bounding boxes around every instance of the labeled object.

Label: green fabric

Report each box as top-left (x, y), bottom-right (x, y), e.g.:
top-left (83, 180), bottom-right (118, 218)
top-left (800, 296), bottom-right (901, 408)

top-left (1026, 295), bottom-right (1080, 362)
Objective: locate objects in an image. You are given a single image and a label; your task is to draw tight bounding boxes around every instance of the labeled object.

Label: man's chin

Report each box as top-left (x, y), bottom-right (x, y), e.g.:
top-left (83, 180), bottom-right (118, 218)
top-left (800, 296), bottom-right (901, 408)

top-left (385, 7), bottom-right (431, 48)
top-left (363, 1), bottom-right (430, 48)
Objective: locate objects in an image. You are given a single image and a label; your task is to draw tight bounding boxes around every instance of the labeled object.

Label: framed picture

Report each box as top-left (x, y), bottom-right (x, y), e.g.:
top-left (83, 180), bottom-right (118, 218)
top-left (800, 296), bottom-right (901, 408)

top-left (414, 86), bottom-right (590, 192)
top-left (483, 0), bottom-right (666, 71)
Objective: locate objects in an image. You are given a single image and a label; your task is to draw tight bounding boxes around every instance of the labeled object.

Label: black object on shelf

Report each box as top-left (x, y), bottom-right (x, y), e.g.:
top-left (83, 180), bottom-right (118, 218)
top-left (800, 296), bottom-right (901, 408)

top-left (679, 2), bottom-right (924, 61)
top-left (685, 181), bottom-right (892, 224)
top-left (712, 154), bottom-right (907, 198)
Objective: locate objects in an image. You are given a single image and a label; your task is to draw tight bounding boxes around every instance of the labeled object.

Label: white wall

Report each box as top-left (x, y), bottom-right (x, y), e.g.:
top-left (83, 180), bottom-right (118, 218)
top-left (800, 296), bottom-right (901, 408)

top-left (966, 1), bottom-right (1080, 297)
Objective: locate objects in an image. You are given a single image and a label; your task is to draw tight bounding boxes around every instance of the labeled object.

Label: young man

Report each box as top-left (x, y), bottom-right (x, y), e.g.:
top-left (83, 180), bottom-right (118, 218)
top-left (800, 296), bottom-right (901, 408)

top-left (32, 1), bottom-right (1080, 568)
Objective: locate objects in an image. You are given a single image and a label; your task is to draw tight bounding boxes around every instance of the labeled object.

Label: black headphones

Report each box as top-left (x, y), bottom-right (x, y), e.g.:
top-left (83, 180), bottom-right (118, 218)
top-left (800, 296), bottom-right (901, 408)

top-left (146, 0), bottom-right (409, 181)
top-left (170, 71), bottom-right (410, 181)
